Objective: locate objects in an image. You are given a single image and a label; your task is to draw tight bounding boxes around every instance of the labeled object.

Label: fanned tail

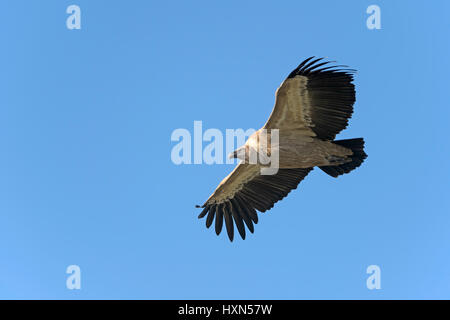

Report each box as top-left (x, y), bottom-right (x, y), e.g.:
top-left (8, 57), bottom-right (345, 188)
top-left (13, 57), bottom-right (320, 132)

top-left (319, 138), bottom-right (367, 178)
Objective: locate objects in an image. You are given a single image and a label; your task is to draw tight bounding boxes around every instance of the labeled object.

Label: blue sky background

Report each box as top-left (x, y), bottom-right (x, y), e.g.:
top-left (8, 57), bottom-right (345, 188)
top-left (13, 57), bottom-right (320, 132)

top-left (0, 0), bottom-right (449, 299)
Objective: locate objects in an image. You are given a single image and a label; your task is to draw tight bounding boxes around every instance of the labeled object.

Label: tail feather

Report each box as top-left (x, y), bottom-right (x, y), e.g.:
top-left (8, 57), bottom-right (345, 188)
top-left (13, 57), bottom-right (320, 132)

top-left (319, 138), bottom-right (367, 178)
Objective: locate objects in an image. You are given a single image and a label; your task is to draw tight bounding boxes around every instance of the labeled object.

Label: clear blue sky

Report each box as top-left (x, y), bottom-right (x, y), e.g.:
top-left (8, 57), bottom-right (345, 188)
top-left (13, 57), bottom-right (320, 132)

top-left (1, 0), bottom-right (449, 299)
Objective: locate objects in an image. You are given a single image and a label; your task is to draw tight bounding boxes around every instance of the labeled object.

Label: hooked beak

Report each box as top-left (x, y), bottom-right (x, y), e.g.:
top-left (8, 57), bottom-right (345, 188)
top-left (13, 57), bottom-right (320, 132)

top-left (228, 151), bottom-right (237, 159)
top-left (228, 146), bottom-right (246, 159)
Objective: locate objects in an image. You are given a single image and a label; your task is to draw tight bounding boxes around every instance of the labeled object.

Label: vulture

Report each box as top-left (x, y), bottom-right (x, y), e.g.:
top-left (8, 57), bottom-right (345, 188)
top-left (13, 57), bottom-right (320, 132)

top-left (196, 57), bottom-right (367, 241)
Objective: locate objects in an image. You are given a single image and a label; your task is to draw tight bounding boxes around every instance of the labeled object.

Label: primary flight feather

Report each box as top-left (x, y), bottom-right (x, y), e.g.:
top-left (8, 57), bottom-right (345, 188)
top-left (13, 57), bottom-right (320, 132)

top-left (197, 57), bottom-right (367, 241)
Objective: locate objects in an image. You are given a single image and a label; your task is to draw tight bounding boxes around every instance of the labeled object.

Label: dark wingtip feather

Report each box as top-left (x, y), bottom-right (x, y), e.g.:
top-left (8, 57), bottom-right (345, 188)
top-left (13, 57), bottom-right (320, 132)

top-left (230, 209), bottom-right (246, 240)
top-left (236, 195), bottom-right (258, 224)
top-left (215, 205), bottom-right (224, 235)
top-left (197, 206), bottom-right (209, 219)
top-left (288, 57), bottom-right (357, 80)
top-left (231, 198), bottom-right (254, 234)
top-left (205, 205), bottom-right (215, 228)
top-left (301, 57), bottom-right (325, 73)
top-left (287, 56), bottom-right (315, 78)
top-left (223, 209), bottom-right (234, 242)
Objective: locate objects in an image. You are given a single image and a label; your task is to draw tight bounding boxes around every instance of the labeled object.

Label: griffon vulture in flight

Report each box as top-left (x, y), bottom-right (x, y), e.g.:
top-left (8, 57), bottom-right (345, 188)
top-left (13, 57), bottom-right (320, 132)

top-left (197, 57), bottom-right (367, 241)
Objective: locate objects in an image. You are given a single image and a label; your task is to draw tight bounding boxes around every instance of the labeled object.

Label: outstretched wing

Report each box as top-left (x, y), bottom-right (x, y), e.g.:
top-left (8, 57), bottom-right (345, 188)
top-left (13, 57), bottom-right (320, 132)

top-left (197, 163), bottom-right (312, 241)
top-left (264, 57), bottom-right (356, 140)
